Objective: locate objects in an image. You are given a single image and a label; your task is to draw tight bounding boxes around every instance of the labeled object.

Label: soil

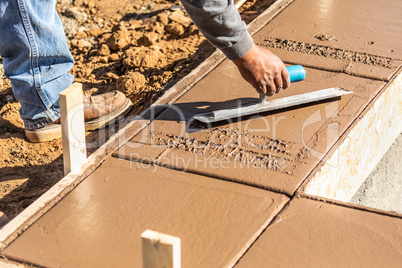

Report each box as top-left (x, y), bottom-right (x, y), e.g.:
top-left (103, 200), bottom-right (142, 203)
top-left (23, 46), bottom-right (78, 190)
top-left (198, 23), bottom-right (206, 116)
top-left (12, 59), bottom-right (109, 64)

top-left (0, 0), bottom-right (268, 220)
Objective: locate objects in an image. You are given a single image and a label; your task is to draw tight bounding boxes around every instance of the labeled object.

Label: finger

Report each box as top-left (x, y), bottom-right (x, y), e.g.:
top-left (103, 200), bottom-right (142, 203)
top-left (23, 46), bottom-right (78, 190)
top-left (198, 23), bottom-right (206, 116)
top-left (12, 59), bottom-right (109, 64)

top-left (282, 67), bottom-right (290, 90)
top-left (265, 80), bottom-right (276, 96)
top-left (258, 81), bottom-right (267, 95)
top-left (273, 75), bottom-right (283, 94)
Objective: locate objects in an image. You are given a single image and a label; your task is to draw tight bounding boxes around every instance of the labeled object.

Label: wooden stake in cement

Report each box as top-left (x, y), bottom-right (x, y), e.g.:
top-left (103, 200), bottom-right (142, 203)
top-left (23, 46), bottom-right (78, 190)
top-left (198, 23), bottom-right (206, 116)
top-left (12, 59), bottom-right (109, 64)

top-left (141, 230), bottom-right (181, 268)
top-left (60, 83), bottom-right (87, 176)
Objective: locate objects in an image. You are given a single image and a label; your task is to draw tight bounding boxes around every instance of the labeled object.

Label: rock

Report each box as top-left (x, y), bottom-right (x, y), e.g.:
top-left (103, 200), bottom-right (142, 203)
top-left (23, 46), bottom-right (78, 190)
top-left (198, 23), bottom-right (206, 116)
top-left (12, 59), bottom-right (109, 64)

top-left (88, 49), bottom-right (97, 56)
top-left (165, 22), bottom-right (185, 37)
top-left (101, 72), bottom-right (119, 80)
top-left (106, 30), bottom-right (129, 51)
top-left (170, 5), bottom-right (183, 11)
top-left (86, 87), bottom-right (99, 95)
top-left (157, 13), bottom-right (169, 25)
top-left (122, 47), bottom-right (166, 69)
top-left (87, 1), bottom-right (96, 9)
top-left (169, 11), bottom-right (191, 27)
top-left (71, 39), bottom-right (92, 51)
top-left (86, 27), bottom-right (105, 37)
top-left (57, 0), bottom-right (72, 6)
top-left (137, 32), bottom-right (159, 46)
top-left (129, 20), bottom-right (143, 29)
top-left (60, 16), bottom-right (79, 40)
top-left (112, 22), bottom-right (130, 32)
top-left (108, 53), bottom-right (120, 62)
top-left (97, 33), bottom-right (112, 45)
top-left (98, 44), bottom-right (111, 56)
top-left (100, 56), bottom-right (108, 63)
top-left (64, 7), bottom-right (88, 22)
top-left (116, 72), bottom-right (146, 96)
top-left (74, 31), bottom-right (87, 39)
top-left (188, 24), bottom-right (198, 35)
top-left (151, 22), bottom-right (164, 34)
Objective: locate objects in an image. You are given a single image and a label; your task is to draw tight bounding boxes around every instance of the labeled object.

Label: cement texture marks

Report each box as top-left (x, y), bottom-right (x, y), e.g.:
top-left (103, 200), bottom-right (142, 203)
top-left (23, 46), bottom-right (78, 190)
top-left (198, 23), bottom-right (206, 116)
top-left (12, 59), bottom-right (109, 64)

top-left (253, 0), bottom-right (402, 80)
top-left (115, 62), bottom-right (384, 194)
top-left (2, 157), bottom-right (289, 268)
top-left (236, 198), bottom-right (402, 268)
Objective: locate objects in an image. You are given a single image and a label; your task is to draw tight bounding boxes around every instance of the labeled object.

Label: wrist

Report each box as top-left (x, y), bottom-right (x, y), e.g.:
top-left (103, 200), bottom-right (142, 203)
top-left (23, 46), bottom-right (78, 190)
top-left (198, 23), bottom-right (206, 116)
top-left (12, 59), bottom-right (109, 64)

top-left (232, 43), bottom-right (257, 66)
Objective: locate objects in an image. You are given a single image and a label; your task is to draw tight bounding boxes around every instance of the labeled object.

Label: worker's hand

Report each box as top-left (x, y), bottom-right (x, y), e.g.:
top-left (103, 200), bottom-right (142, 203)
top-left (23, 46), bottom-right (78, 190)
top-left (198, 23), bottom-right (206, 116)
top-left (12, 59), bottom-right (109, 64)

top-left (232, 44), bottom-right (290, 96)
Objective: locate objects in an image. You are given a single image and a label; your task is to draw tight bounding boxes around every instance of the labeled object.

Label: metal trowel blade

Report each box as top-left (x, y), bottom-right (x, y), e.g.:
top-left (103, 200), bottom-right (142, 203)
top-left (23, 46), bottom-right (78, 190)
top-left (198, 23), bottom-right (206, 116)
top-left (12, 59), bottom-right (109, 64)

top-left (192, 87), bottom-right (352, 124)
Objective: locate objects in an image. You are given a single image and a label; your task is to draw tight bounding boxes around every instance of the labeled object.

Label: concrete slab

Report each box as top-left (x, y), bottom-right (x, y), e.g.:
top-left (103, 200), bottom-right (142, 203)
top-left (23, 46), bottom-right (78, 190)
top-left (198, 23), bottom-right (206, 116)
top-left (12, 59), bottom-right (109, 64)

top-left (351, 132), bottom-right (402, 214)
top-left (253, 0), bottom-right (402, 80)
top-left (115, 63), bottom-right (384, 195)
top-left (254, 0), bottom-right (402, 59)
top-left (1, 157), bottom-right (289, 268)
top-left (236, 197), bottom-right (402, 268)
top-left (2, 0), bottom-right (401, 265)
top-left (302, 69), bottom-right (402, 202)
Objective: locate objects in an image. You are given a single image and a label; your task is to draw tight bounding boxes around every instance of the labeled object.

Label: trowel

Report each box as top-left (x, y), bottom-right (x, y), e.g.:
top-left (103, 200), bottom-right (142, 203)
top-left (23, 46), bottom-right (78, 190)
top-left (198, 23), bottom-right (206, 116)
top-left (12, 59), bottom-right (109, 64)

top-left (192, 65), bottom-right (353, 123)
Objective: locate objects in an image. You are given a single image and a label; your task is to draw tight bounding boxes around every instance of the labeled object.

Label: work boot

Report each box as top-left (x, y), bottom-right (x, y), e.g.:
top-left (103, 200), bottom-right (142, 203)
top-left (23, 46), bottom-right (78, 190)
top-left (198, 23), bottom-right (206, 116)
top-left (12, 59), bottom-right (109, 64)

top-left (25, 86), bottom-right (132, 143)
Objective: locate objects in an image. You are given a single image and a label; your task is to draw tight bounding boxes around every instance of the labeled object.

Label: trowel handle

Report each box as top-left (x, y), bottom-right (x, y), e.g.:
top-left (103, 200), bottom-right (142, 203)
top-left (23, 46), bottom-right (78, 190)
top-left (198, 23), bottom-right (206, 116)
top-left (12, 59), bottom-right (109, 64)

top-left (287, 65), bottom-right (306, 83)
top-left (259, 65), bottom-right (306, 103)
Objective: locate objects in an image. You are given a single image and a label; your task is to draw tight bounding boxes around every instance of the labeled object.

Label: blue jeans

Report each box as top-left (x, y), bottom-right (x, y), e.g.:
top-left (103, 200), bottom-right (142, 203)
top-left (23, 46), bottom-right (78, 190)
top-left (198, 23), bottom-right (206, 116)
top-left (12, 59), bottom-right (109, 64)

top-left (0, 0), bottom-right (74, 129)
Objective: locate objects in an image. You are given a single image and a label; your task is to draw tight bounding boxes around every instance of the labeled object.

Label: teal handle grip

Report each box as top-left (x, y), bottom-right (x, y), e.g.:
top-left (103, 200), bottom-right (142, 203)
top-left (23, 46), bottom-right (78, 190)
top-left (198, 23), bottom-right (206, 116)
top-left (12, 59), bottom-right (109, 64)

top-left (287, 65), bottom-right (306, 83)
top-left (258, 65), bottom-right (306, 103)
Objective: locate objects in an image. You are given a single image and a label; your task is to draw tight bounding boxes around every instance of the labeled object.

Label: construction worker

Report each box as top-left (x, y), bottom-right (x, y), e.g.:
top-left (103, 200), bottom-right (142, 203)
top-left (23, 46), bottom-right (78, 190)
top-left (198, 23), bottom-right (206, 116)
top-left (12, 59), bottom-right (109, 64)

top-left (0, 0), bottom-right (289, 143)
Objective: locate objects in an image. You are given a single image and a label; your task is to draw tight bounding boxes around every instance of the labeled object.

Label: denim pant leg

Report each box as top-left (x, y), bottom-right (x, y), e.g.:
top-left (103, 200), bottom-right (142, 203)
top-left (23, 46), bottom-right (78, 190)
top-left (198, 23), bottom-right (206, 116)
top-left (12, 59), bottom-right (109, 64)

top-left (0, 0), bottom-right (74, 129)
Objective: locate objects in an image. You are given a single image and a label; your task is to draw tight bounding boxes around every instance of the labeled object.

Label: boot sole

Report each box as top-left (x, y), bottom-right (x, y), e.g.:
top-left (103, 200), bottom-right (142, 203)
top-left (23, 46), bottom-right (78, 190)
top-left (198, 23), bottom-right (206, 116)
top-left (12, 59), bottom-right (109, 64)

top-left (25, 98), bottom-right (133, 143)
top-left (84, 97), bottom-right (132, 131)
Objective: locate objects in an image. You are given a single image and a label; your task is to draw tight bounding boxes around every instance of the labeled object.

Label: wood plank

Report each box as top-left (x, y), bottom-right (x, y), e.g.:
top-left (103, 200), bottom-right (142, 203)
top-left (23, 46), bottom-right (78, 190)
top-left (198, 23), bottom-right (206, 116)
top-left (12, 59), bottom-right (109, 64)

top-left (59, 83), bottom-right (87, 175)
top-left (142, 230), bottom-right (181, 268)
top-left (0, 259), bottom-right (25, 267)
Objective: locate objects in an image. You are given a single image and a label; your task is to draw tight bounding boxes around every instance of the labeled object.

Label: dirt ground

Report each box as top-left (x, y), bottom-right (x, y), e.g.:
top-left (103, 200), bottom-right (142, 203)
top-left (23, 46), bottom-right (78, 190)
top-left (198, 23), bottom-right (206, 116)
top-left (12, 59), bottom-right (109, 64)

top-left (0, 0), bottom-right (271, 220)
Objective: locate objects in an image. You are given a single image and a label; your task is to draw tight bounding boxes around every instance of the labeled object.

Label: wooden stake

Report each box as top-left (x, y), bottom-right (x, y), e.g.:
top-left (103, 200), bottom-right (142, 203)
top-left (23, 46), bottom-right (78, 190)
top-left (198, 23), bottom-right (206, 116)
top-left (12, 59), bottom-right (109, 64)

top-left (141, 230), bottom-right (181, 268)
top-left (60, 83), bottom-right (87, 176)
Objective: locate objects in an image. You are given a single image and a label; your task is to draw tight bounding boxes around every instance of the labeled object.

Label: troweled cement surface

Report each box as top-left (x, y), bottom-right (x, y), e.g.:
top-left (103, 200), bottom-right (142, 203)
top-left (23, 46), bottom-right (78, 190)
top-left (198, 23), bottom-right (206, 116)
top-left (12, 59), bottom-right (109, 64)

top-left (236, 198), bottom-right (402, 267)
top-left (115, 63), bottom-right (384, 195)
top-left (2, 157), bottom-right (288, 267)
top-left (256, 0), bottom-right (402, 59)
top-left (114, 0), bottom-right (401, 197)
top-left (253, 0), bottom-right (402, 81)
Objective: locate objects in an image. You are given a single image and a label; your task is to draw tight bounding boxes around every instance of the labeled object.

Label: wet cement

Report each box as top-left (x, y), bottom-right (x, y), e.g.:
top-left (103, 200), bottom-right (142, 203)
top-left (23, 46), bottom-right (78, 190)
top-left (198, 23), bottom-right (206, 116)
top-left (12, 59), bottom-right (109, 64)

top-left (253, 0), bottom-right (402, 81)
top-left (115, 63), bottom-right (384, 195)
top-left (255, 0), bottom-right (402, 59)
top-left (113, 0), bottom-right (402, 195)
top-left (3, 0), bottom-right (402, 265)
top-left (2, 157), bottom-right (289, 267)
top-left (236, 198), bottom-right (402, 267)
top-left (260, 37), bottom-right (396, 69)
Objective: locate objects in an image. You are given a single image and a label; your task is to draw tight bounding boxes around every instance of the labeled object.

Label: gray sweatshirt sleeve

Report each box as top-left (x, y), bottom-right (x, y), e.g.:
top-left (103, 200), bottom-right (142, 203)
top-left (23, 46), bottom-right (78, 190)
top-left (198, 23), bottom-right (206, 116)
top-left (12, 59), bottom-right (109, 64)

top-left (180, 0), bottom-right (254, 60)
